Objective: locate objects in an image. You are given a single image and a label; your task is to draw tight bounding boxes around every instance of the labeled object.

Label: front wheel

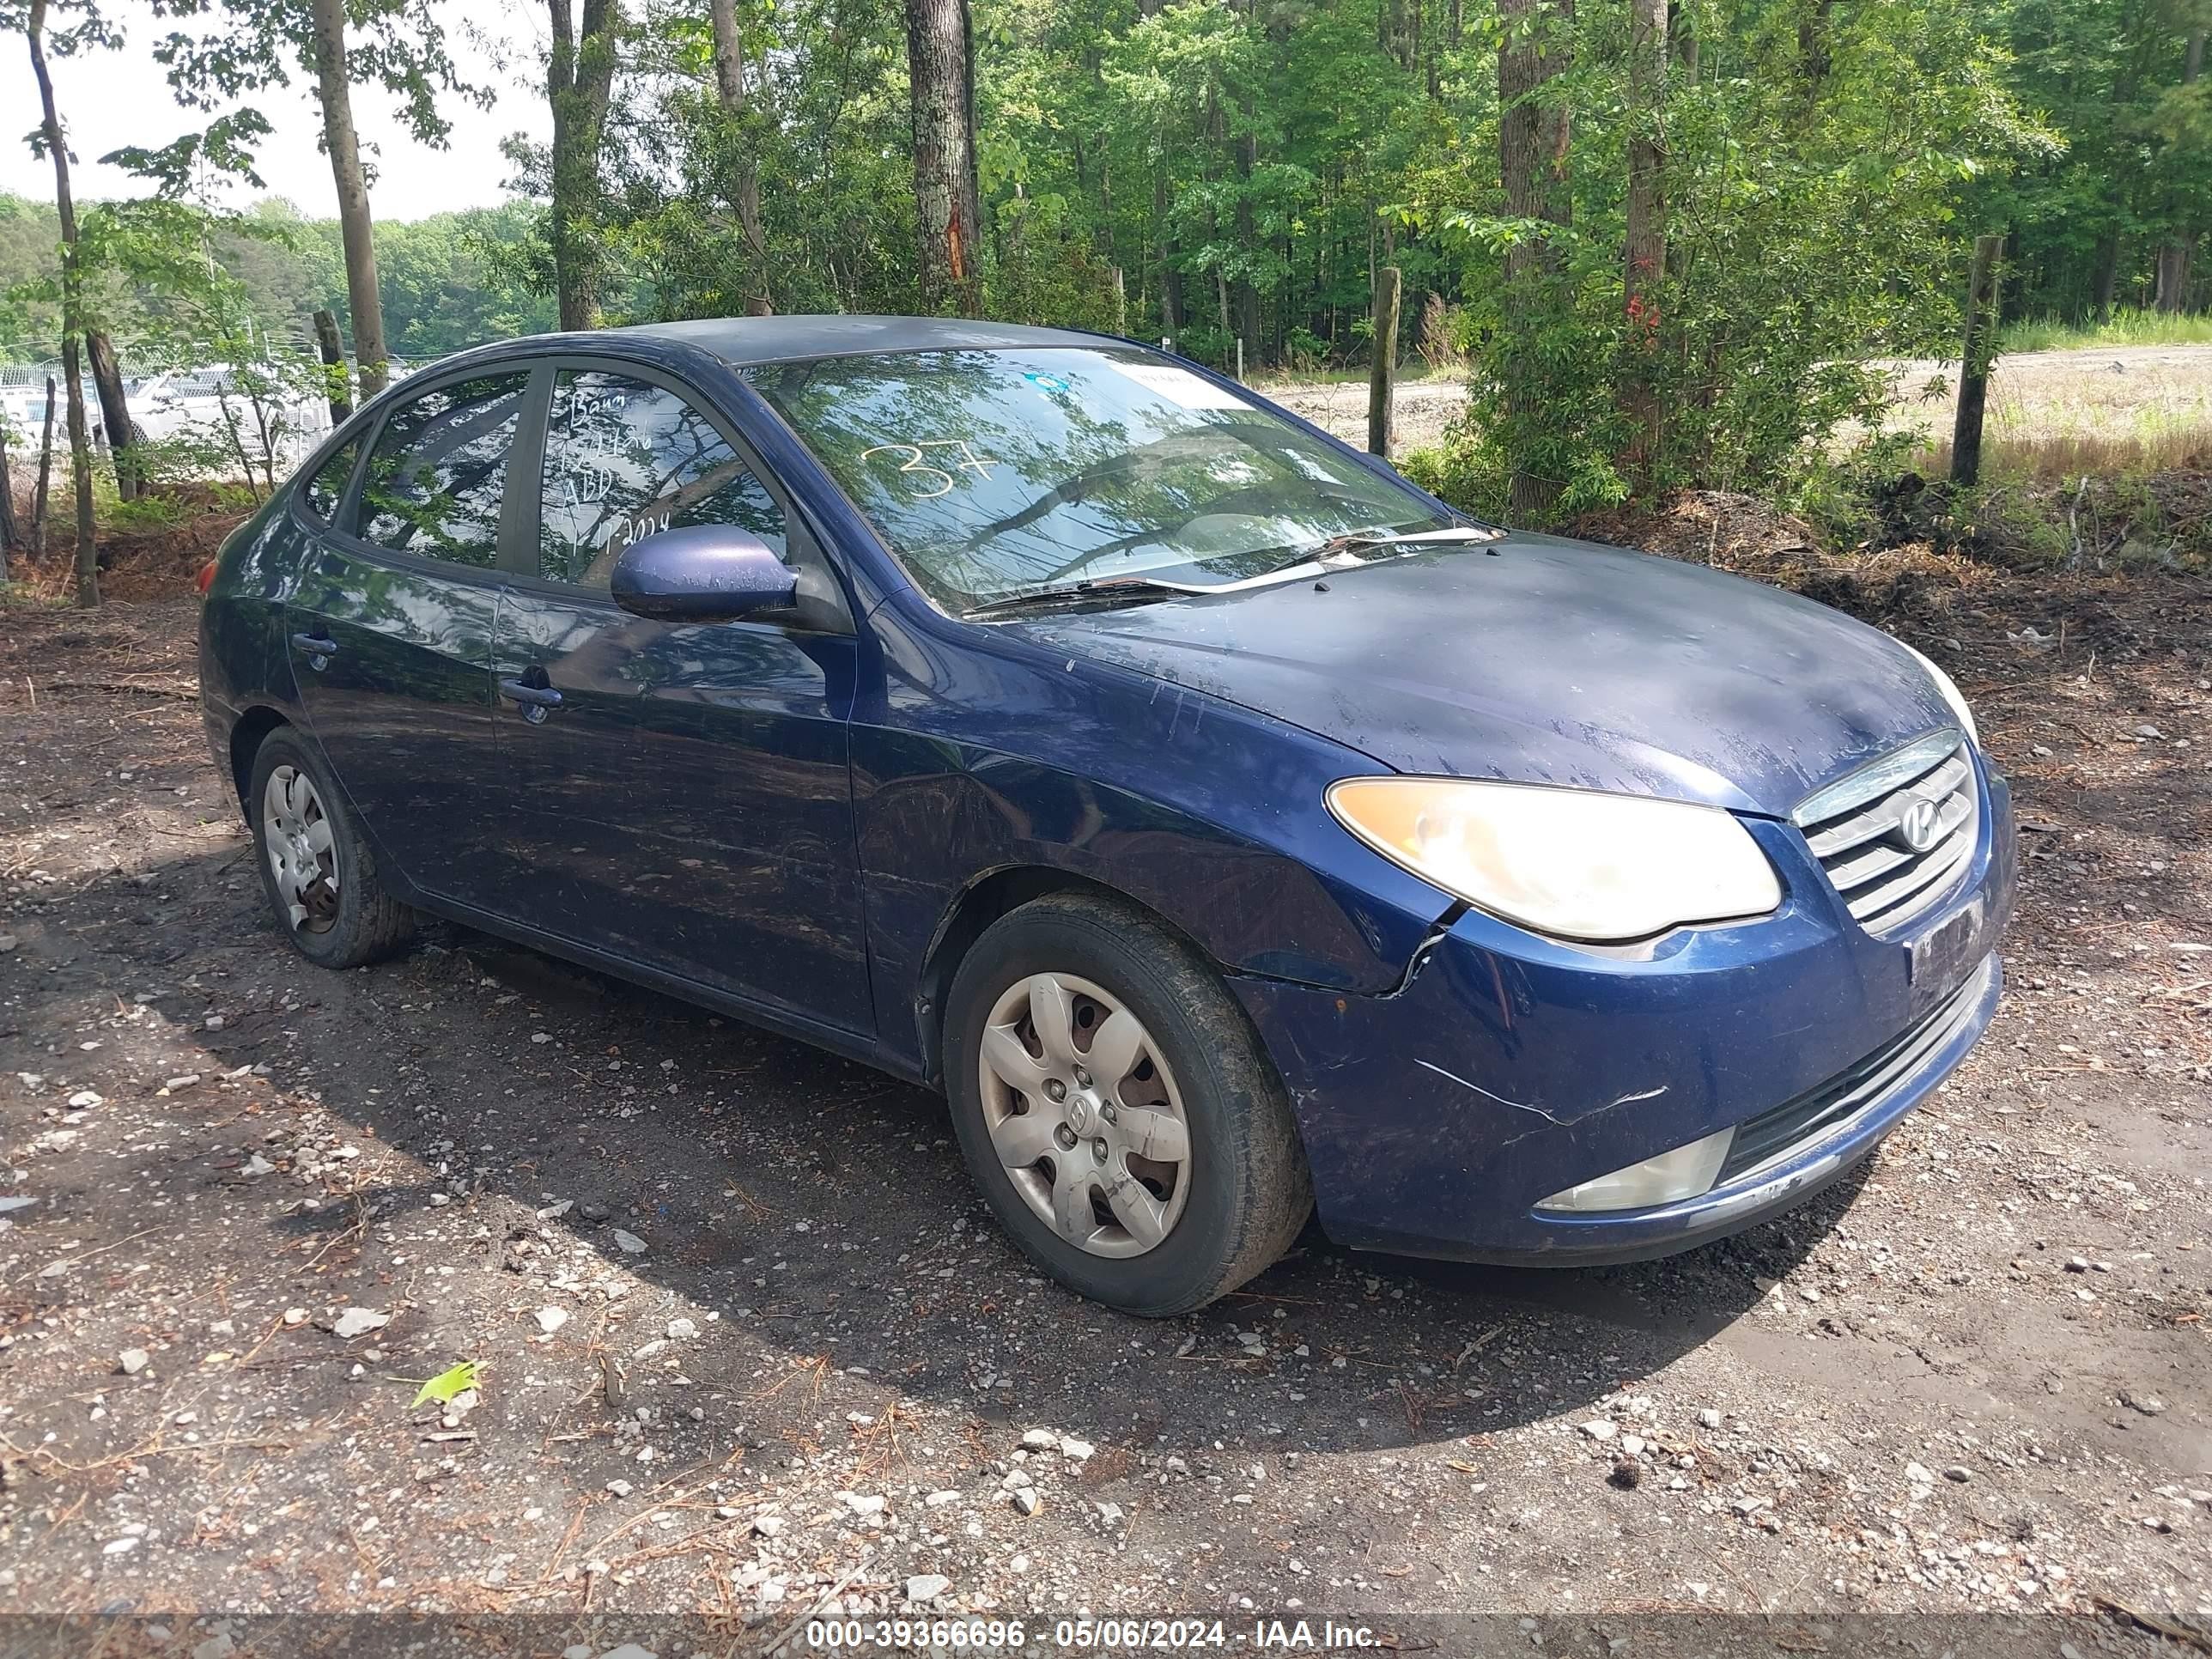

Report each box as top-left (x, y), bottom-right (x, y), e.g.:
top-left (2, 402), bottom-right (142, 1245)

top-left (943, 893), bottom-right (1312, 1315)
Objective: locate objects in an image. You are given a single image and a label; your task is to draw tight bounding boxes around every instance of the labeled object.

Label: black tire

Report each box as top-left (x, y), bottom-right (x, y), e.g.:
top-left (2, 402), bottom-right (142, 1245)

top-left (246, 726), bottom-right (415, 969)
top-left (944, 892), bottom-right (1312, 1316)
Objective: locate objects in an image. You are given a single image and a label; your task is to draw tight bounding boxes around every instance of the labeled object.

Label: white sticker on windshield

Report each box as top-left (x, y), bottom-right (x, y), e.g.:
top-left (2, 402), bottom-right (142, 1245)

top-left (1105, 361), bottom-right (1252, 411)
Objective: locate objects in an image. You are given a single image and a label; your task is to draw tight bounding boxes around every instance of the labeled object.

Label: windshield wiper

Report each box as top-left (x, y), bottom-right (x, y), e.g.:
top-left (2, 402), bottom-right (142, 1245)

top-left (1312, 524), bottom-right (1505, 559)
top-left (963, 576), bottom-right (1197, 619)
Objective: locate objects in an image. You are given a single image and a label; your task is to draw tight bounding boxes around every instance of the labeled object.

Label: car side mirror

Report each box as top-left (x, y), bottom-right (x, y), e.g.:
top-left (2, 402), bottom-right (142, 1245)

top-left (610, 525), bottom-right (799, 623)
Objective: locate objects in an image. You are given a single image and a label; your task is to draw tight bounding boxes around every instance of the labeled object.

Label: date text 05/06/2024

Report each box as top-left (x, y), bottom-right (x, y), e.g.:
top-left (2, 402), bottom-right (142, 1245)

top-left (800, 1617), bottom-right (1384, 1650)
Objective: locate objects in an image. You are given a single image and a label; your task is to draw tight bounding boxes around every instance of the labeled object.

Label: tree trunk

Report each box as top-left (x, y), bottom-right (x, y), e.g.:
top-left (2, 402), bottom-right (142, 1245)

top-left (62, 335), bottom-right (97, 606)
top-left (1797, 0), bottom-right (1835, 94)
top-left (1098, 154), bottom-right (1115, 270)
top-left (1669, 1), bottom-right (1696, 74)
top-left (1234, 97), bottom-right (1261, 368)
top-left (0, 422), bottom-right (18, 573)
top-left (2091, 231), bottom-right (2122, 321)
top-left (309, 0), bottom-right (390, 395)
top-left (2154, 242), bottom-right (2193, 314)
top-left (313, 307), bottom-right (354, 422)
top-left (905, 0), bottom-right (984, 316)
top-left (1498, 0), bottom-right (1573, 521)
top-left (1156, 167), bottom-right (1182, 337)
top-left (33, 379), bottom-right (56, 563)
top-left (27, 0), bottom-right (98, 605)
top-left (550, 0), bottom-right (621, 331)
top-left (708, 0), bottom-right (773, 314)
top-left (2154, 28), bottom-right (2204, 315)
top-left (1620, 0), bottom-right (1667, 483)
top-left (85, 331), bottom-right (137, 501)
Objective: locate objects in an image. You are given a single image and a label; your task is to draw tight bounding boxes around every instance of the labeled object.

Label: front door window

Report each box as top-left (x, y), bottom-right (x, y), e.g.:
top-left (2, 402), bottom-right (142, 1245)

top-left (538, 369), bottom-right (789, 586)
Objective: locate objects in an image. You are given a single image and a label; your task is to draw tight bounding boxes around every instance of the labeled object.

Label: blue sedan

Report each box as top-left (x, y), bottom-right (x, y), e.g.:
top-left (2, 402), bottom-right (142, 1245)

top-left (198, 317), bottom-right (2014, 1314)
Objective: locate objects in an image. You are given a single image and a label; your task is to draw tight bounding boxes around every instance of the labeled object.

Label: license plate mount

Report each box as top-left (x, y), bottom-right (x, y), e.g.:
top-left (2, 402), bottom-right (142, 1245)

top-left (1909, 896), bottom-right (1984, 988)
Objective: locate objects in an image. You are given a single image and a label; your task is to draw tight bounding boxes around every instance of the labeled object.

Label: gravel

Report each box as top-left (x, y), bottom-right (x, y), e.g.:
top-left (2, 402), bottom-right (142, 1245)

top-left (0, 586), bottom-right (2206, 1637)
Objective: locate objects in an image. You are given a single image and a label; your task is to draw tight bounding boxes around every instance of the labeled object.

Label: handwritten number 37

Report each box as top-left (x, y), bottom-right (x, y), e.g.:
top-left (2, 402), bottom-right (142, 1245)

top-left (861, 441), bottom-right (996, 499)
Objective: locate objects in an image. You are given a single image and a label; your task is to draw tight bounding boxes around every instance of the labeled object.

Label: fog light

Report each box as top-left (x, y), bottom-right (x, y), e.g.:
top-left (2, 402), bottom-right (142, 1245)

top-left (1534, 1127), bottom-right (1735, 1213)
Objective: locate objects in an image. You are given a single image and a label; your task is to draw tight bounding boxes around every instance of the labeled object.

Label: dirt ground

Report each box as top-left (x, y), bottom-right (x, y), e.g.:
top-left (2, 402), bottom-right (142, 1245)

top-left (1, 520), bottom-right (2209, 1656)
top-left (1263, 376), bottom-right (1473, 456)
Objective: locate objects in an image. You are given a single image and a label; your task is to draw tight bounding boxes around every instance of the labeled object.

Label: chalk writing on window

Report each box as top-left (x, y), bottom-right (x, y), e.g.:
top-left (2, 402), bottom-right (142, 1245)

top-left (859, 440), bottom-right (998, 500)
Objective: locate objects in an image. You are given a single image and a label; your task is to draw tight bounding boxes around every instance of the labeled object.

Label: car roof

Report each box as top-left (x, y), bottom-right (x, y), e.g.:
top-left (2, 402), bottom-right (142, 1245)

top-left (603, 315), bottom-right (1122, 367)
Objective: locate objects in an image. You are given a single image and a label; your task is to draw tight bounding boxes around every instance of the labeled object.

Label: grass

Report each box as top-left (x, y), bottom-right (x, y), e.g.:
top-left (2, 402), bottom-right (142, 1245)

top-left (1911, 380), bottom-right (2212, 479)
top-left (1864, 322), bottom-right (2212, 481)
top-left (1917, 424), bottom-right (2212, 480)
top-left (1994, 307), bottom-right (2212, 356)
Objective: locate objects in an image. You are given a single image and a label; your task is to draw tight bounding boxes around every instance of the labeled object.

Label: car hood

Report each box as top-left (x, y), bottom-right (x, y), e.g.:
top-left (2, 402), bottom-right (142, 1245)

top-left (1000, 532), bottom-right (1956, 817)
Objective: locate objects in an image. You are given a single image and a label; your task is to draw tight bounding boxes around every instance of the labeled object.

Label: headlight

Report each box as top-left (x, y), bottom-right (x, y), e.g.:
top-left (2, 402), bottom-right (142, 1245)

top-left (1326, 777), bottom-right (1782, 943)
top-left (1899, 641), bottom-right (1978, 746)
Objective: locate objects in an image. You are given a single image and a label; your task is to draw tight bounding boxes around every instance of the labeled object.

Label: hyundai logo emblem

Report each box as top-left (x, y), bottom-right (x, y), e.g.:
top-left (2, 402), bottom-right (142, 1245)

top-left (1895, 796), bottom-right (1942, 852)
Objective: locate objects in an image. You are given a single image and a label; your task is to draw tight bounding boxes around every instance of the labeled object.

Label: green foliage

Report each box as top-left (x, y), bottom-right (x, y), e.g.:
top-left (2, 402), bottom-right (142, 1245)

top-left (0, 192), bottom-right (556, 366)
top-left (102, 488), bottom-right (197, 532)
top-left (5, 0), bottom-right (2206, 530)
top-left (1403, 0), bottom-right (2056, 523)
top-left (1967, 0), bottom-right (2212, 320)
top-left (1401, 431), bottom-right (1512, 520)
top-left (148, 0), bottom-right (485, 155)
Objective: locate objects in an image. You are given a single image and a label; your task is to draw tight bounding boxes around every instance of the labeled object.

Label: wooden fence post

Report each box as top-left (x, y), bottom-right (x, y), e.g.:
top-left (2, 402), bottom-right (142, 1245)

top-left (1369, 264), bottom-right (1402, 457)
top-left (1952, 234), bottom-right (2005, 487)
top-left (313, 308), bottom-right (353, 424)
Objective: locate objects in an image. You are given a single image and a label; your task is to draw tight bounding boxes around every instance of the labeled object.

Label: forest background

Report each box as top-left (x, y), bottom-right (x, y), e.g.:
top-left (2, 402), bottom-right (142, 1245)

top-left (3, 0), bottom-right (2209, 602)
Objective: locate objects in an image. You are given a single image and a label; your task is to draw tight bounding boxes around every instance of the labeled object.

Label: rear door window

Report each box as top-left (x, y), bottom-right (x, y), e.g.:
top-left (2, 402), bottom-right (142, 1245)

top-left (537, 368), bottom-right (788, 587)
top-left (356, 371), bottom-right (532, 568)
top-left (301, 436), bottom-right (361, 526)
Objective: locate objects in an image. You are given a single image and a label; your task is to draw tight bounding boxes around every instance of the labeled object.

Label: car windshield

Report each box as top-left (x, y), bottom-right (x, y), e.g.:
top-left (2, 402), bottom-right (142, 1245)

top-left (741, 346), bottom-right (1451, 611)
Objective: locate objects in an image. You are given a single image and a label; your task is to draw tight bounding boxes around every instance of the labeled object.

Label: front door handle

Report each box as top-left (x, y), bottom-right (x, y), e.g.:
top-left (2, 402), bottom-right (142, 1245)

top-left (290, 632), bottom-right (337, 671)
top-left (499, 678), bottom-right (564, 723)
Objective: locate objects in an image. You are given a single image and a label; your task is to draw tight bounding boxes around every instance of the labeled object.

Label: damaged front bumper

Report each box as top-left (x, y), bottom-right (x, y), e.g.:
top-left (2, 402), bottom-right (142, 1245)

top-left (1231, 761), bottom-right (2015, 1264)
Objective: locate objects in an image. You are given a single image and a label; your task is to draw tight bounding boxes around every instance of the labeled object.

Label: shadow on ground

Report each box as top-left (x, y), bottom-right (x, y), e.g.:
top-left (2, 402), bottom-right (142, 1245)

top-left (16, 837), bottom-right (1844, 1468)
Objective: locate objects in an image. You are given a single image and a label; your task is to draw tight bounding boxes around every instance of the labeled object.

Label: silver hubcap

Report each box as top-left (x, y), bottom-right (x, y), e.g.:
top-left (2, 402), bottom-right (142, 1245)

top-left (977, 972), bottom-right (1192, 1258)
top-left (262, 766), bottom-right (340, 934)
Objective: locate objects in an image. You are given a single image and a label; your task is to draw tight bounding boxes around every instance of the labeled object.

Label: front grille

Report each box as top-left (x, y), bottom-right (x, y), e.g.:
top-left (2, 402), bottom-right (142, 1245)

top-left (1795, 731), bottom-right (1978, 935)
top-left (1716, 964), bottom-right (1986, 1184)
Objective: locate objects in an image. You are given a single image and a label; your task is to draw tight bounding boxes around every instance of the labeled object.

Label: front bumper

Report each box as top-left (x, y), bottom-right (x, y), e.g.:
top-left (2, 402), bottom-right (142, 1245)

top-left (1232, 757), bottom-right (2016, 1263)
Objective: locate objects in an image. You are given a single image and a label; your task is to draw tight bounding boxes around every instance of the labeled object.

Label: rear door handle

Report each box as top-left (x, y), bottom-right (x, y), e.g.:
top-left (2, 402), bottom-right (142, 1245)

top-left (290, 632), bottom-right (337, 671)
top-left (499, 678), bottom-right (564, 721)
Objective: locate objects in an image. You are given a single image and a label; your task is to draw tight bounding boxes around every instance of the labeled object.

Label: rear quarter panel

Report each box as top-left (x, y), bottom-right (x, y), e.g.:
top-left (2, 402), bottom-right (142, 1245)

top-left (198, 494), bottom-right (313, 802)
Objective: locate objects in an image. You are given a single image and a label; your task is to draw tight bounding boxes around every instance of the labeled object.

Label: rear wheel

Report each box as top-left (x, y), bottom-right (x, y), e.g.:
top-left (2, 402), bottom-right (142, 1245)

top-left (247, 728), bottom-right (414, 969)
top-left (944, 893), bottom-right (1311, 1315)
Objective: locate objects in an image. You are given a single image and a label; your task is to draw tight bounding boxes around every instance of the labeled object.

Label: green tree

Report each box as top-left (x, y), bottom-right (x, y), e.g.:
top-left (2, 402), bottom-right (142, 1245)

top-left (150, 0), bottom-right (484, 394)
top-left (547, 0), bottom-right (622, 330)
top-left (908, 0), bottom-right (986, 313)
top-left (1969, 0), bottom-right (2209, 319)
top-left (9, 0), bottom-right (116, 605)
